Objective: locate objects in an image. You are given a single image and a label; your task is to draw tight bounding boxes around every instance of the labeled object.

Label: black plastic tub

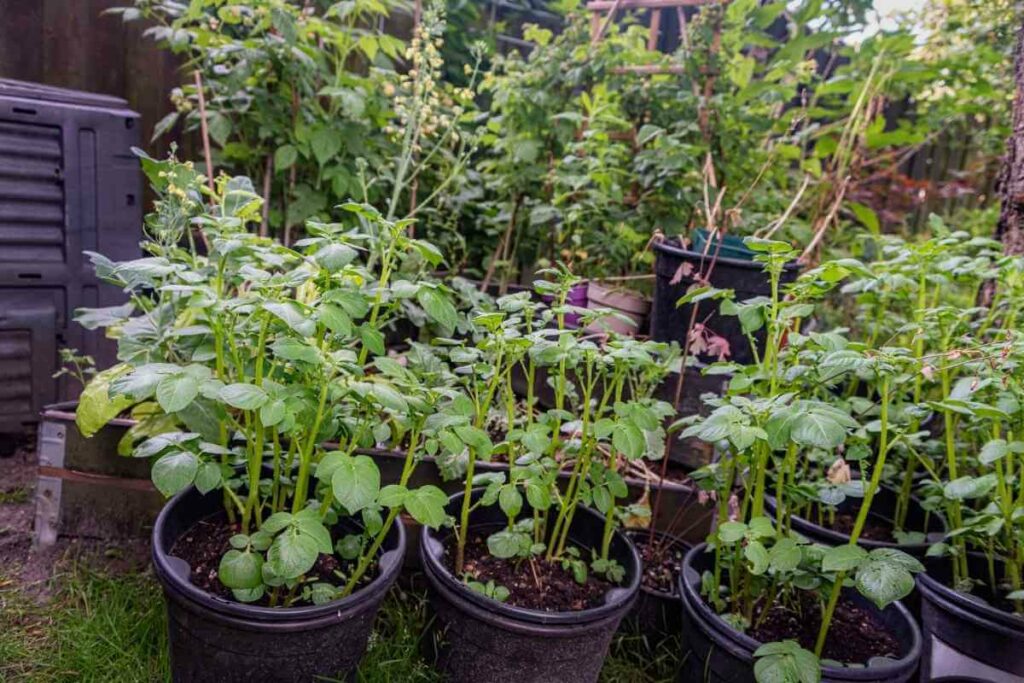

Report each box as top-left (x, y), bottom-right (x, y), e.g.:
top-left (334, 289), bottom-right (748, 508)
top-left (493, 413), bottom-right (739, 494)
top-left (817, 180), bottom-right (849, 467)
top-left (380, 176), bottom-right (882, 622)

top-left (917, 554), bottom-right (1024, 681)
top-left (765, 486), bottom-right (946, 558)
top-left (153, 484), bottom-right (405, 682)
top-left (678, 544), bottom-right (922, 683)
top-left (652, 240), bottom-right (799, 365)
top-left (420, 488), bottom-right (640, 683)
top-left (622, 529), bottom-right (690, 639)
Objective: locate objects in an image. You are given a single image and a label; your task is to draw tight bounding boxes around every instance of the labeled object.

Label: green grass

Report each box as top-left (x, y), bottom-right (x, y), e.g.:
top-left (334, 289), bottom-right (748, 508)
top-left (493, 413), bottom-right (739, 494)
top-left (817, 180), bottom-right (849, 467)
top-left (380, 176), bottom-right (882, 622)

top-left (0, 486), bottom-right (30, 504)
top-left (0, 567), bottom-right (679, 682)
top-left (600, 630), bottom-right (683, 683)
top-left (0, 564), bottom-right (169, 682)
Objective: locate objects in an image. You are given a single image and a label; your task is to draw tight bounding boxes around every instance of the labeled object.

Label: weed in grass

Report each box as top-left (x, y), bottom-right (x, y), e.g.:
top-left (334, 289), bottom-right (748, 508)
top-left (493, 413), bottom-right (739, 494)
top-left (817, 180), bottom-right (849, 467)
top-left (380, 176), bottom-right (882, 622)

top-left (0, 486), bottom-right (30, 505)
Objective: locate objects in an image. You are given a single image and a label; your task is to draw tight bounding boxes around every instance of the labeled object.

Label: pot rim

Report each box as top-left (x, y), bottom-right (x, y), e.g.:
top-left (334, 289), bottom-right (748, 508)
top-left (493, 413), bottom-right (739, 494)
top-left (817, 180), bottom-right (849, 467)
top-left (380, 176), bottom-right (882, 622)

top-left (420, 488), bottom-right (641, 626)
top-left (917, 559), bottom-right (1024, 635)
top-left (41, 400), bottom-right (138, 428)
top-left (587, 281), bottom-right (651, 312)
top-left (653, 239), bottom-right (801, 273)
top-left (764, 487), bottom-right (947, 553)
top-left (680, 543), bottom-right (922, 676)
top-left (152, 485), bottom-right (406, 622)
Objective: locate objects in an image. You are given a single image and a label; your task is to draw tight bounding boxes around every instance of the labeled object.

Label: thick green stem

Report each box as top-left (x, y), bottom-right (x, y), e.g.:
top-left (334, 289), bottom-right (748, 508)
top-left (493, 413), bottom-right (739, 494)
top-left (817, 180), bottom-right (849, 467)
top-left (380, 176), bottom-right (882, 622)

top-left (549, 356), bottom-right (597, 560)
top-left (599, 374), bottom-right (626, 560)
top-left (814, 377), bottom-right (891, 657)
top-left (291, 378), bottom-right (330, 513)
top-left (341, 427), bottom-right (420, 596)
top-left (940, 366), bottom-right (969, 583)
top-left (455, 351), bottom-right (505, 574)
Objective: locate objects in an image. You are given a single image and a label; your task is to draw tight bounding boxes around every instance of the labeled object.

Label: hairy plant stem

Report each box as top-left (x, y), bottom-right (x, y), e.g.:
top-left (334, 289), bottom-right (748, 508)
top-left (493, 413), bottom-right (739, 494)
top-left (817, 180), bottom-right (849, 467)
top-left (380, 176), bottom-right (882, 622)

top-left (600, 373), bottom-right (627, 560)
top-left (241, 314), bottom-right (272, 532)
top-left (341, 427), bottom-right (421, 597)
top-left (814, 376), bottom-right (891, 657)
top-left (895, 270), bottom-right (929, 529)
top-left (357, 231), bottom-right (397, 367)
top-left (291, 367), bottom-right (331, 514)
top-left (454, 349), bottom-right (506, 575)
top-left (750, 262), bottom-right (784, 521)
top-left (939, 364), bottom-right (969, 583)
top-left (711, 455), bottom-right (736, 612)
top-left (550, 358), bottom-right (598, 559)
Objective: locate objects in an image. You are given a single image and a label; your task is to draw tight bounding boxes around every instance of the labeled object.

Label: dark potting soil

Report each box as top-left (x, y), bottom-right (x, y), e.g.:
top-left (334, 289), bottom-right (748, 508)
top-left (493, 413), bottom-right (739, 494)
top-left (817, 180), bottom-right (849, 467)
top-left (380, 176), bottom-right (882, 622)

top-left (633, 534), bottom-right (683, 595)
top-left (748, 592), bottom-right (902, 664)
top-left (828, 512), bottom-right (894, 543)
top-left (170, 512), bottom-right (374, 606)
top-left (450, 534), bottom-right (615, 611)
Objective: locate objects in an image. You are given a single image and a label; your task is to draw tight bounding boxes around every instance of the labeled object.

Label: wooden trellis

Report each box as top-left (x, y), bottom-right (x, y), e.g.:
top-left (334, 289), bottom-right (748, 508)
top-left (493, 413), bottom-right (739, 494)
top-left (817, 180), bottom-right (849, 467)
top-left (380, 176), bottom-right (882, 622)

top-left (586, 0), bottom-right (724, 74)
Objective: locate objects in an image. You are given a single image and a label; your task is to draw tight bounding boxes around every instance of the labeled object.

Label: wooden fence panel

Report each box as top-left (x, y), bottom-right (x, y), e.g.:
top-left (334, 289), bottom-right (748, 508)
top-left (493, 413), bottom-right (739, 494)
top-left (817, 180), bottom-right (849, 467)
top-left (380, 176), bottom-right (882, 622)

top-left (0, 0), bottom-right (191, 161)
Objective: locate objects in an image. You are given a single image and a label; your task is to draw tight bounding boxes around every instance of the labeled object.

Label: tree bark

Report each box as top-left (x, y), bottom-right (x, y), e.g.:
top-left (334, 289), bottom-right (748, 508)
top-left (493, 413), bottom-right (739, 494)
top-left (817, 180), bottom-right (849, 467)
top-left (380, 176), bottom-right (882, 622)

top-left (979, 20), bottom-right (1024, 306)
top-left (994, 20), bottom-right (1024, 256)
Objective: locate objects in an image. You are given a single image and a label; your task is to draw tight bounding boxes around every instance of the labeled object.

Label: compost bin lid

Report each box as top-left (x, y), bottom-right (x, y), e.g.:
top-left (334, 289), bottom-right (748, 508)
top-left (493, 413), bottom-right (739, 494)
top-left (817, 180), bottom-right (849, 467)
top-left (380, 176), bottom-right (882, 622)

top-left (0, 78), bottom-right (130, 110)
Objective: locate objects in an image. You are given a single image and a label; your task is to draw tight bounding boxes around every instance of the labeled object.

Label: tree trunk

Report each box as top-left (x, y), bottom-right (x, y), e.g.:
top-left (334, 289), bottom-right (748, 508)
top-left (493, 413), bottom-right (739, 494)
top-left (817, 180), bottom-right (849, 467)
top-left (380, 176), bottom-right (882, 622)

top-left (979, 20), bottom-right (1024, 306)
top-left (994, 20), bottom-right (1024, 255)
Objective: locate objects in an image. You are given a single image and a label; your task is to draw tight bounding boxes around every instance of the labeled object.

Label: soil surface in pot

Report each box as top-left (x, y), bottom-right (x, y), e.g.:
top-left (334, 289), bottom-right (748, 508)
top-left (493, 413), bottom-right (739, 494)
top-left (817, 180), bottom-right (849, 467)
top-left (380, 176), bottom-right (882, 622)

top-left (450, 534), bottom-right (615, 611)
top-left (930, 569), bottom-right (1021, 613)
top-left (635, 535), bottom-right (683, 595)
top-left (746, 591), bottom-right (901, 663)
top-left (170, 512), bottom-right (376, 606)
top-left (827, 512), bottom-right (894, 543)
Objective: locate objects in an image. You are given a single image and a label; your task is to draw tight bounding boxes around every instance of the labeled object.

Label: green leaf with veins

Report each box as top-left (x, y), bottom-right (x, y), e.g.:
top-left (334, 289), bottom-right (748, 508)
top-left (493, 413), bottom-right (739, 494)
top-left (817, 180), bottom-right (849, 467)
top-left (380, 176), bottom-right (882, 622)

top-left (151, 450), bottom-right (199, 497)
top-left (404, 486), bottom-right (448, 528)
top-left (219, 550), bottom-right (263, 589)
top-left (220, 383), bottom-right (268, 410)
top-left (330, 454), bottom-right (380, 514)
top-left (821, 544), bottom-right (868, 572)
top-left (268, 530), bottom-right (319, 580)
top-left (156, 373), bottom-right (199, 413)
top-left (417, 287), bottom-right (458, 333)
top-left (854, 551), bottom-right (920, 609)
top-left (753, 640), bottom-right (820, 683)
top-left (612, 422), bottom-right (645, 458)
top-left (791, 411), bottom-right (846, 449)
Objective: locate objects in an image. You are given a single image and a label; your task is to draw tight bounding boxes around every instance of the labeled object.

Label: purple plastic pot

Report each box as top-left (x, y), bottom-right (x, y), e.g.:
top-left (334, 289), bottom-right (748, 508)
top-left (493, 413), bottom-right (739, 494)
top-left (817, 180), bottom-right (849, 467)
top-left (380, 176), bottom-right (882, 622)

top-left (540, 282), bottom-right (589, 328)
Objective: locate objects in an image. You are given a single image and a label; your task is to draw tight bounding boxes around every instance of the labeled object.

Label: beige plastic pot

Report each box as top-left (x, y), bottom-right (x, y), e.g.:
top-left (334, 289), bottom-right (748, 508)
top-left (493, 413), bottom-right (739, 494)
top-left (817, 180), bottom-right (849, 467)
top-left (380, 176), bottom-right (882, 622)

top-left (585, 281), bottom-right (650, 336)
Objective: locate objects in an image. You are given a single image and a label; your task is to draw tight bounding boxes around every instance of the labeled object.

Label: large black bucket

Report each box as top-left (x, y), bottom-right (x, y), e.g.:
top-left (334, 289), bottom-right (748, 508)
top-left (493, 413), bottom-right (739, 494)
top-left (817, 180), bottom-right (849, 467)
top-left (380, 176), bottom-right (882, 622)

top-left (152, 485), bottom-right (405, 682)
top-left (652, 241), bottom-right (799, 364)
top-left (917, 554), bottom-right (1024, 682)
top-left (678, 544), bottom-right (922, 683)
top-left (420, 488), bottom-right (640, 682)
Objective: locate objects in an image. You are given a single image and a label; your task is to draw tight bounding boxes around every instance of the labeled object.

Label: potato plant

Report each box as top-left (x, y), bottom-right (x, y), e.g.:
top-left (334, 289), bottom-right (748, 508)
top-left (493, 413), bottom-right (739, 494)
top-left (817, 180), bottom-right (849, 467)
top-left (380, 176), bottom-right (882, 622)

top-left (431, 267), bottom-right (677, 588)
top-left (839, 220), bottom-right (1024, 606)
top-left (76, 155), bottom-right (459, 605)
top-left (679, 238), bottom-right (925, 678)
top-left (916, 336), bottom-right (1024, 612)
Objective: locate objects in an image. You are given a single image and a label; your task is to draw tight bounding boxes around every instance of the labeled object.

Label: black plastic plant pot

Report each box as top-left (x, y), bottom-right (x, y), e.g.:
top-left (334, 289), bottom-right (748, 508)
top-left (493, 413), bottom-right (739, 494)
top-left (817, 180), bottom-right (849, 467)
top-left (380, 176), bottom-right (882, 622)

top-left (678, 544), bottom-right (922, 683)
top-left (621, 529), bottom-right (691, 640)
top-left (152, 484), bottom-right (405, 682)
top-left (420, 488), bottom-right (641, 683)
top-left (691, 229), bottom-right (757, 262)
top-left (917, 554), bottom-right (1024, 682)
top-left (651, 240), bottom-right (799, 365)
top-left (764, 485), bottom-right (946, 558)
